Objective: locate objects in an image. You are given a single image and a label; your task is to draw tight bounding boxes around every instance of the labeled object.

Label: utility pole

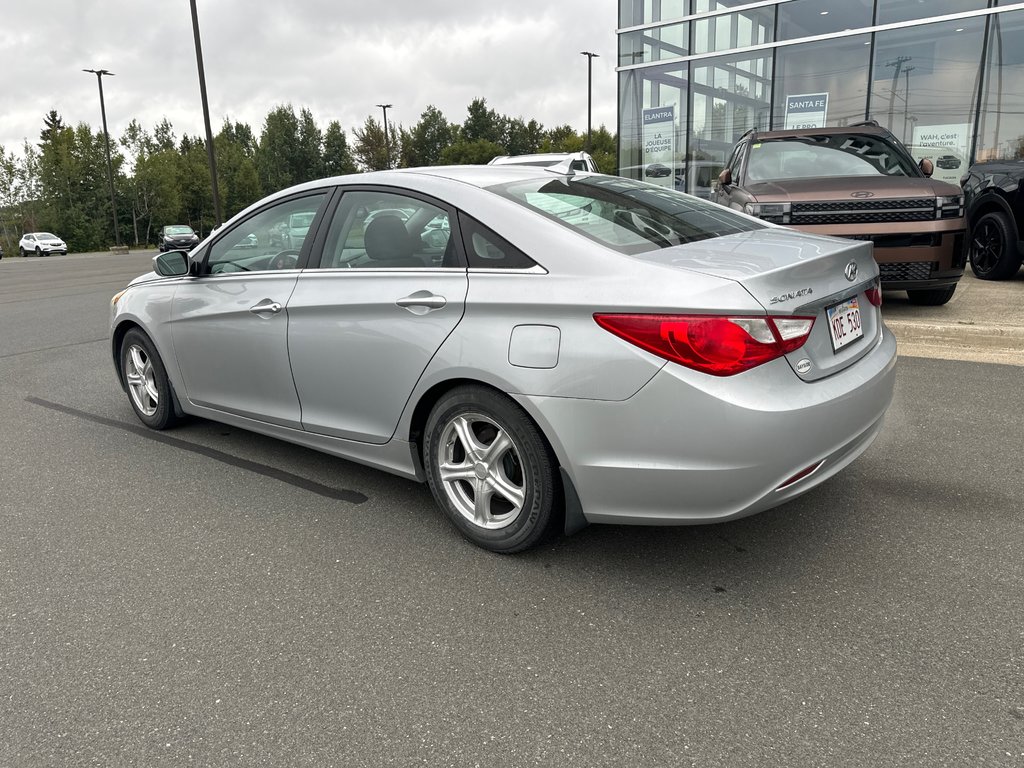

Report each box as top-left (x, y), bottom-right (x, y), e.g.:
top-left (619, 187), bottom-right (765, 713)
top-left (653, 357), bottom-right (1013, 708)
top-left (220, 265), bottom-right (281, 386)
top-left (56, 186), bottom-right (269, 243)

top-left (377, 104), bottom-right (393, 169)
top-left (902, 66), bottom-right (915, 142)
top-left (191, 0), bottom-right (223, 228)
top-left (580, 51), bottom-right (600, 153)
top-left (82, 69), bottom-right (120, 247)
top-left (885, 56), bottom-right (912, 134)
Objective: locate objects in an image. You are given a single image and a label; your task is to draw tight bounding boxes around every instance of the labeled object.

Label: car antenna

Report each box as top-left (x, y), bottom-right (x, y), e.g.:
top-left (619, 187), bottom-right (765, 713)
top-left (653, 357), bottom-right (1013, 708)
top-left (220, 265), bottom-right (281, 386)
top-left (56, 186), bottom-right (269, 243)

top-left (545, 153), bottom-right (580, 178)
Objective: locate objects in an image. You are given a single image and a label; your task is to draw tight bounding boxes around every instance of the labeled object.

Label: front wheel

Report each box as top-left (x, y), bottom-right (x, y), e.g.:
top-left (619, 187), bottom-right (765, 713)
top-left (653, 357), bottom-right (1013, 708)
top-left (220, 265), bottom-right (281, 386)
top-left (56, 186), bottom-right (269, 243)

top-left (907, 284), bottom-right (957, 306)
top-left (120, 329), bottom-right (178, 430)
top-left (35, 247), bottom-right (42, 257)
top-left (423, 386), bottom-right (560, 553)
top-left (19, 247), bottom-right (26, 257)
top-left (969, 211), bottom-right (1023, 280)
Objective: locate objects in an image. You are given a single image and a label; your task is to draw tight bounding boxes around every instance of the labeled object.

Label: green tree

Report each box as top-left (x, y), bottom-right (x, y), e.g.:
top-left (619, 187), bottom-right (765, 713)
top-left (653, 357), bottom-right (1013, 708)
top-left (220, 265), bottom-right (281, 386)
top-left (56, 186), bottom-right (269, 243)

top-left (462, 98), bottom-right (507, 147)
top-left (215, 119), bottom-right (263, 219)
top-left (256, 105), bottom-right (300, 192)
top-left (587, 125), bottom-right (618, 174)
top-left (400, 105), bottom-right (457, 167)
top-left (38, 120), bottom-right (120, 251)
top-left (295, 108), bottom-right (324, 182)
top-left (352, 116), bottom-right (399, 171)
top-left (178, 134), bottom-right (215, 236)
top-left (505, 117), bottom-right (545, 156)
top-left (323, 121), bottom-right (358, 176)
top-left (541, 124), bottom-right (584, 154)
top-left (439, 138), bottom-right (506, 165)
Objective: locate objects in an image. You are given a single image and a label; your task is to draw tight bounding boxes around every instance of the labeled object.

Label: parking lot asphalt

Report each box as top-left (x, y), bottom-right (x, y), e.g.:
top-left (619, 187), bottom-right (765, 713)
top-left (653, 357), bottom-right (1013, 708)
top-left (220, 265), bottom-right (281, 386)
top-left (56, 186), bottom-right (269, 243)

top-left (882, 268), bottom-right (1024, 366)
top-left (1, 251), bottom-right (1022, 767)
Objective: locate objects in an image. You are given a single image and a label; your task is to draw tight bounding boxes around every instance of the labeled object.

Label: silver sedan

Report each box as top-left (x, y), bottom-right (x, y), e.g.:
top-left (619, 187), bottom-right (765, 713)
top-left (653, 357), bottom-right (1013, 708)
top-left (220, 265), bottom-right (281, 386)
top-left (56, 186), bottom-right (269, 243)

top-left (110, 164), bottom-right (897, 553)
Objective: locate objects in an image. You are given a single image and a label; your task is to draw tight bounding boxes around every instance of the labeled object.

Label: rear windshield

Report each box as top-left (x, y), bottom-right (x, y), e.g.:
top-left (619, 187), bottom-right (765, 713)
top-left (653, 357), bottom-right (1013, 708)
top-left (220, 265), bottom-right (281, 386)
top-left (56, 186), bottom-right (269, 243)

top-left (488, 175), bottom-right (762, 254)
top-left (746, 134), bottom-right (920, 181)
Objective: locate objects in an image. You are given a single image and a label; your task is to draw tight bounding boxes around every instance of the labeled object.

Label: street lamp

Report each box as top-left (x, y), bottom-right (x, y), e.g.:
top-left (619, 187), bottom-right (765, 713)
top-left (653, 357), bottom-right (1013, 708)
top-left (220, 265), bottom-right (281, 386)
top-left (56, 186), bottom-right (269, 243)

top-left (377, 104), bottom-right (393, 169)
top-left (82, 68), bottom-right (120, 247)
top-left (580, 51), bottom-right (600, 153)
top-left (191, 0), bottom-right (223, 228)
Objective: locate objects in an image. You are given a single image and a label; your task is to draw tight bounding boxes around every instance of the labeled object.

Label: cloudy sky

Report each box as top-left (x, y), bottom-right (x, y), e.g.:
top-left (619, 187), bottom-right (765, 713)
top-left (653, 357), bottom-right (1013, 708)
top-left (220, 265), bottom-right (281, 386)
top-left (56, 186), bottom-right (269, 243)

top-left (0, 1), bottom-right (619, 154)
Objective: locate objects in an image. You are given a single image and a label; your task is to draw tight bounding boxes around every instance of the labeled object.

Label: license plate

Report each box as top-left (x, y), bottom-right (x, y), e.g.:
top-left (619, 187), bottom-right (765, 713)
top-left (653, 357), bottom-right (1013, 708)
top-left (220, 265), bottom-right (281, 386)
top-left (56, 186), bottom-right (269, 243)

top-left (826, 296), bottom-right (864, 352)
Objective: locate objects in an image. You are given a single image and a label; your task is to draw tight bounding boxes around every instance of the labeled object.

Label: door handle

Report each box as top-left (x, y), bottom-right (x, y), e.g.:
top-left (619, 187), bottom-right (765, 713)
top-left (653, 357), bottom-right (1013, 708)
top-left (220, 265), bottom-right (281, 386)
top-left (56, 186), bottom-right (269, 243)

top-left (249, 300), bottom-right (282, 315)
top-left (396, 292), bottom-right (447, 311)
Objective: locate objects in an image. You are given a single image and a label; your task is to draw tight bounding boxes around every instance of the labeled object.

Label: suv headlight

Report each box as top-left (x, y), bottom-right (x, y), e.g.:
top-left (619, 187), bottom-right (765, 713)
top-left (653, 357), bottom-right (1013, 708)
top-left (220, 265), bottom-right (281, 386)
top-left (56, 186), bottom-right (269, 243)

top-left (936, 195), bottom-right (964, 219)
top-left (743, 202), bottom-right (791, 225)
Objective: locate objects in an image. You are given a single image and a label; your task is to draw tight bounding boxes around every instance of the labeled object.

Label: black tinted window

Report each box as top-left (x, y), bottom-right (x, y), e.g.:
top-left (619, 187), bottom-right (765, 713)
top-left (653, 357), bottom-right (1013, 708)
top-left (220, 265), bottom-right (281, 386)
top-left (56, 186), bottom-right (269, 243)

top-left (457, 213), bottom-right (537, 269)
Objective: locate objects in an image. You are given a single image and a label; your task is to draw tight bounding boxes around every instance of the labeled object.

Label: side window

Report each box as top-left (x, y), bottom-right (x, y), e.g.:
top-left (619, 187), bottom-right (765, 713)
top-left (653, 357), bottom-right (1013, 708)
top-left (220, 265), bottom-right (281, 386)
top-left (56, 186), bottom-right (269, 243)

top-left (318, 190), bottom-right (456, 269)
top-left (206, 192), bottom-right (327, 274)
top-left (457, 213), bottom-right (538, 270)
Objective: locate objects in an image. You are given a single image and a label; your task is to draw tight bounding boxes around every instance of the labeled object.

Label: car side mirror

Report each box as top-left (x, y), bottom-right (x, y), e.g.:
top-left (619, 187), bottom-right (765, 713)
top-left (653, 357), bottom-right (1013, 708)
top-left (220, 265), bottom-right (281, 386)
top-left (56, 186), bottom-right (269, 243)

top-left (718, 168), bottom-right (732, 187)
top-left (153, 250), bottom-right (190, 277)
top-left (919, 158), bottom-right (934, 178)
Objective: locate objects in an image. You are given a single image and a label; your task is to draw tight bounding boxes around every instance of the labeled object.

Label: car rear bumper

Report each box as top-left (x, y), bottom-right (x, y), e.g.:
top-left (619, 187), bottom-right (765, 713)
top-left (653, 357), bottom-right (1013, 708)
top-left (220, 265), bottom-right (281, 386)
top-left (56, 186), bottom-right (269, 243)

top-left (516, 326), bottom-right (897, 526)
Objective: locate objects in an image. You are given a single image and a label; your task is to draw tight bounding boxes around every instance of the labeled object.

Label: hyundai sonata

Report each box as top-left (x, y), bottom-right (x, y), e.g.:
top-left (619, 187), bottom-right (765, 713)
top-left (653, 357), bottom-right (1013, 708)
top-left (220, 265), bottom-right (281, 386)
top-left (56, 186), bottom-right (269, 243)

top-left (110, 161), bottom-right (897, 552)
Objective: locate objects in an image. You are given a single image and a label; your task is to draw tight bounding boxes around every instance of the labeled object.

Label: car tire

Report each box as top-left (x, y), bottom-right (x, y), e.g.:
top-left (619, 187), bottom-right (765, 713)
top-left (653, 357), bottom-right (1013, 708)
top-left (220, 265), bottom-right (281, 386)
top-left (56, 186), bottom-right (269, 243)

top-left (969, 211), bottom-right (1023, 280)
top-left (120, 329), bottom-right (179, 430)
top-left (35, 247), bottom-right (42, 257)
top-left (423, 386), bottom-right (560, 553)
top-left (19, 247), bottom-right (26, 257)
top-left (906, 284), bottom-right (957, 306)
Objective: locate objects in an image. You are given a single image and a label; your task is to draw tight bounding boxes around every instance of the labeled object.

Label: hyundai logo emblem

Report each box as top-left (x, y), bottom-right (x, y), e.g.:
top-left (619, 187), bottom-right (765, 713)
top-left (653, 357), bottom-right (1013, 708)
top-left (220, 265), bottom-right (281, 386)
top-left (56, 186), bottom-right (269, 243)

top-left (851, 191), bottom-right (874, 199)
top-left (844, 261), bottom-right (859, 282)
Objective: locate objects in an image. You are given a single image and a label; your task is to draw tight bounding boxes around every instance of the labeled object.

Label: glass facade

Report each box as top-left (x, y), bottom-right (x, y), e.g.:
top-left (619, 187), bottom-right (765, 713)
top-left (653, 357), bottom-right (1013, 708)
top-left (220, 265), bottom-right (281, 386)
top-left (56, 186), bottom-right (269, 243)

top-left (617, 0), bottom-right (1024, 195)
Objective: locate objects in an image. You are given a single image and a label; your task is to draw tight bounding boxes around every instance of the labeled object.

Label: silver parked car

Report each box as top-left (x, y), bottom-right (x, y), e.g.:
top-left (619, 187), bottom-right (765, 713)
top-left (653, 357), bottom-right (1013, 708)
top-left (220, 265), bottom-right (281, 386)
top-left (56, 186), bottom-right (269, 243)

top-left (110, 166), bottom-right (897, 553)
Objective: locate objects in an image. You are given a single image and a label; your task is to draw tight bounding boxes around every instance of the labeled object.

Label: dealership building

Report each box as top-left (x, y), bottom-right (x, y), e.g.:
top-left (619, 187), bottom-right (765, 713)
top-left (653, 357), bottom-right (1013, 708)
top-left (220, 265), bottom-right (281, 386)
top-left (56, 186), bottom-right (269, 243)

top-left (616, 0), bottom-right (1024, 193)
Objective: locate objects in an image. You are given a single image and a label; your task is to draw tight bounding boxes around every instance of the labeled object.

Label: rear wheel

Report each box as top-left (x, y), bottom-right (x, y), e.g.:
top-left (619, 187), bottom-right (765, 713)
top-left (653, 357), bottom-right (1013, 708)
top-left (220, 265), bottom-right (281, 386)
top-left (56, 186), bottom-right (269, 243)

top-left (423, 386), bottom-right (559, 553)
top-left (907, 284), bottom-right (957, 306)
top-left (969, 211), bottom-right (1022, 280)
top-left (120, 329), bottom-right (178, 430)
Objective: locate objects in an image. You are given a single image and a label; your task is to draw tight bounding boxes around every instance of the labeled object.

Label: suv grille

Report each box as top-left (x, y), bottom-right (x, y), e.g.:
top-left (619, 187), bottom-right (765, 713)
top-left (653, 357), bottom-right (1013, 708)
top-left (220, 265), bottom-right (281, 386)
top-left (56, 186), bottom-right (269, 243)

top-left (878, 261), bottom-right (936, 282)
top-left (791, 198), bottom-right (935, 225)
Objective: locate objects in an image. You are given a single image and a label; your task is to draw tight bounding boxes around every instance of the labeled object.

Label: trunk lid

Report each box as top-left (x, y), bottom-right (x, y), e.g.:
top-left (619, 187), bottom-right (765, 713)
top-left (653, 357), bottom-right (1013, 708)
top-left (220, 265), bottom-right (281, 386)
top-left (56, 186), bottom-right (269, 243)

top-left (630, 228), bottom-right (883, 381)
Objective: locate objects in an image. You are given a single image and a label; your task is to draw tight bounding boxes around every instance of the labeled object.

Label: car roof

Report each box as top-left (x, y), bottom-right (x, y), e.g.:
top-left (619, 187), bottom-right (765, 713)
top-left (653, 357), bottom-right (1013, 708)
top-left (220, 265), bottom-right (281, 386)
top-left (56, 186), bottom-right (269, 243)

top-left (745, 125), bottom-right (894, 141)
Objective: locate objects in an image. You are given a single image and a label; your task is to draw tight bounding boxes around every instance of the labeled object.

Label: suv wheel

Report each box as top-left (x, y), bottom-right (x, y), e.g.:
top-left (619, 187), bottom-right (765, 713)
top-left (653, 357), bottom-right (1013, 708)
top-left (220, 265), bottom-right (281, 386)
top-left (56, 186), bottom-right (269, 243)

top-left (907, 285), bottom-right (957, 306)
top-left (969, 211), bottom-right (1023, 280)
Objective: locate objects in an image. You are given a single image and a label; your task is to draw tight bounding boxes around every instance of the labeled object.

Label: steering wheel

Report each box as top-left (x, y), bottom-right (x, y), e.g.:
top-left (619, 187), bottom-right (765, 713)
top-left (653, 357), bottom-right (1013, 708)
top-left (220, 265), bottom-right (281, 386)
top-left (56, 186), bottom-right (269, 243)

top-left (270, 250), bottom-right (301, 270)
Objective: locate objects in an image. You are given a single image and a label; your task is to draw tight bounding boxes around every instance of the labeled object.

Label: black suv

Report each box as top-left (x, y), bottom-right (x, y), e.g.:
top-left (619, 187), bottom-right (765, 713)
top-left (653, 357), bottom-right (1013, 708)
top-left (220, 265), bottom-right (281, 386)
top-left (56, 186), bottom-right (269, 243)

top-left (962, 161), bottom-right (1024, 280)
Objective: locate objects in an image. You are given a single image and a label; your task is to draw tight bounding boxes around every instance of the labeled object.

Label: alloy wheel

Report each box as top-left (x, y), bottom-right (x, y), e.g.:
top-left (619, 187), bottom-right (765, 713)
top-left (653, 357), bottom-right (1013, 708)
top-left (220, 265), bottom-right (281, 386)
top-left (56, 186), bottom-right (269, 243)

top-left (124, 343), bottom-right (159, 417)
top-left (970, 218), bottom-right (1003, 273)
top-left (436, 412), bottom-right (526, 530)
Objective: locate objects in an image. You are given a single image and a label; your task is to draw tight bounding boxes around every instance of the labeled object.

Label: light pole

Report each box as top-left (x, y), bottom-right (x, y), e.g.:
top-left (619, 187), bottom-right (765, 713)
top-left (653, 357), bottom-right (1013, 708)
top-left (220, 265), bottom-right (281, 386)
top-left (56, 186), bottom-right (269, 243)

top-left (191, 0), bottom-right (223, 229)
top-left (377, 104), bottom-right (393, 169)
top-left (82, 68), bottom-right (120, 247)
top-left (580, 51), bottom-right (599, 153)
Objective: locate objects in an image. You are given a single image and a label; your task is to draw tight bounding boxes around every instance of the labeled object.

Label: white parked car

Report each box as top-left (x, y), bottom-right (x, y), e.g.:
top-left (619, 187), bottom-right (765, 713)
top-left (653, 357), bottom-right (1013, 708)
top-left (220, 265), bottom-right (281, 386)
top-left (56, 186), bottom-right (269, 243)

top-left (20, 232), bottom-right (67, 257)
top-left (489, 152), bottom-right (599, 173)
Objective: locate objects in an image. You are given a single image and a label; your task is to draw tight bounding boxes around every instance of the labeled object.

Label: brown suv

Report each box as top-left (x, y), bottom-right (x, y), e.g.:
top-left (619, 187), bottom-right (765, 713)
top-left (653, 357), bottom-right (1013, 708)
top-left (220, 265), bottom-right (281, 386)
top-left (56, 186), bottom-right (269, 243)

top-left (713, 123), bottom-right (966, 305)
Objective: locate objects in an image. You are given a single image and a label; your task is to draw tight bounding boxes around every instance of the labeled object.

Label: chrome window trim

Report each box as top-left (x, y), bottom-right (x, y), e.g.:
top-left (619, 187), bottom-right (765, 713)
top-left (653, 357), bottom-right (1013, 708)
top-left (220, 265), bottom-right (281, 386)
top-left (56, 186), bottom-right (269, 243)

top-left (617, 2), bottom-right (1024, 71)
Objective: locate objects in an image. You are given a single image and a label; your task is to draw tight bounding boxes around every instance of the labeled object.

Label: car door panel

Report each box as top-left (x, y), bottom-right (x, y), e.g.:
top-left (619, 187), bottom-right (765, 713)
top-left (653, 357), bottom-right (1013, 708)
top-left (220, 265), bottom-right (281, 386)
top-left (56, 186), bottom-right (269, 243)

top-left (287, 270), bottom-right (468, 443)
top-left (170, 273), bottom-right (303, 427)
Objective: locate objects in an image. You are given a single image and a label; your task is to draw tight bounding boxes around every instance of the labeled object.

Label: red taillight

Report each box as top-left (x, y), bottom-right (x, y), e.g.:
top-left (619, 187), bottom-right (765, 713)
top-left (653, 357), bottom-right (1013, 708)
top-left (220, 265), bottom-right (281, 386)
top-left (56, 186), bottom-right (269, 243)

top-left (865, 286), bottom-right (883, 307)
top-left (594, 313), bottom-right (815, 376)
